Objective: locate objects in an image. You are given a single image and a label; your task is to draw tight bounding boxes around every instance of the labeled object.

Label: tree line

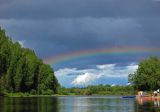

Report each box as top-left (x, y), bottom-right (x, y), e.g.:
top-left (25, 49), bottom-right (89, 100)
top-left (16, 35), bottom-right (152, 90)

top-left (0, 28), bottom-right (59, 95)
top-left (129, 56), bottom-right (160, 91)
top-left (58, 85), bottom-right (134, 95)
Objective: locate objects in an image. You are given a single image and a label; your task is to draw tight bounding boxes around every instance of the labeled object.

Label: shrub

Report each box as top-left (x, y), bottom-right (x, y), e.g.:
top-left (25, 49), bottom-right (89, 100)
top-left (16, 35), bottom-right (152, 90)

top-left (42, 89), bottom-right (54, 95)
top-left (30, 89), bottom-right (37, 95)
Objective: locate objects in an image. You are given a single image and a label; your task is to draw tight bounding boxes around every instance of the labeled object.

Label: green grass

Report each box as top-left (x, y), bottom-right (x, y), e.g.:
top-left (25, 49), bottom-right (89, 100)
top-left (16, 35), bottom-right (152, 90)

top-left (4, 92), bottom-right (68, 97)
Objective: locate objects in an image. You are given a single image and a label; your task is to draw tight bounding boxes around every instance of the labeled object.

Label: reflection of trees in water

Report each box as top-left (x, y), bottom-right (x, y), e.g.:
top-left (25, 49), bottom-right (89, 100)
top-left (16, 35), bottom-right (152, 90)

top-left (0, 97), bottom-right (5, 112)
top-left (138, 101), bottom-right (160, 112)
top-left (3, 96), bottom-right (160, 112)
top-left (3, 97), bottom-right (38, 112)
top-left (39, 97), bottom-right (58, 112)
top-left (0, 97), bottom-right (58, 112)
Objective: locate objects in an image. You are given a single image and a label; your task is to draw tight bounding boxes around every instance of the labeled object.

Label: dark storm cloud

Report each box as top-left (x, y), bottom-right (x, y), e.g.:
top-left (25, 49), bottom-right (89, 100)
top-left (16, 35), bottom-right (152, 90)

top-left (0, 0), bottom-right (160, 69)
top-left (0, 0), bottom-right (160, 19)
top-left (0, 17), bottom-right (151, 58)
top-left (137, 17), bottom-right (160, 46)
top-left (0, 0), bottom-right (13, 4)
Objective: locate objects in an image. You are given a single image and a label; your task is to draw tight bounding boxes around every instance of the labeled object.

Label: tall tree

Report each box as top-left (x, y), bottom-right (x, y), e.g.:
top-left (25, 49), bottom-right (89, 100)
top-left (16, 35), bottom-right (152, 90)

top-left (129, 56), bottom-right (160, 91)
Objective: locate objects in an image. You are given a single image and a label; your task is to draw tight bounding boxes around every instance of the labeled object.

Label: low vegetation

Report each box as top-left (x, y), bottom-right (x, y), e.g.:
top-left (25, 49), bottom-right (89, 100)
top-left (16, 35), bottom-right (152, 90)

top-left (58, 85), bottom-right (134, 96)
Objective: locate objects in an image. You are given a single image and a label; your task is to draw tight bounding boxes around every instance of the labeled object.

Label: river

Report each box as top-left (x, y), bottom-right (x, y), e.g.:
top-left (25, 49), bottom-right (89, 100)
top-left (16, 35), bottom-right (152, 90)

top-left (0, 96), bottom-right (159, 112)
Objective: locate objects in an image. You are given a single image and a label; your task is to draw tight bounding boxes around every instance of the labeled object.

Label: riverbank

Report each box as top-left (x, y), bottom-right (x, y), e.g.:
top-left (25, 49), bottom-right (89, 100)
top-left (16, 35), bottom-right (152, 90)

top-left (0, 85), bottom-right (135, 97)
top-left (3, 93), bottom-right (132, 98)
top-left (2, 93), bottom-right (68, 97)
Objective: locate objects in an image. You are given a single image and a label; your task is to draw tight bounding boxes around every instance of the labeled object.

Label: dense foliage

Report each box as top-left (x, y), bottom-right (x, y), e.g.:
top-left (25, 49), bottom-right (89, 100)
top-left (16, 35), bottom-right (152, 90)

top-left (129, 57), bottom-right (160, 91)
top-left (58, 85), bottom-right (134, 95)
top-left (0, 28), bottom-right (59, 95)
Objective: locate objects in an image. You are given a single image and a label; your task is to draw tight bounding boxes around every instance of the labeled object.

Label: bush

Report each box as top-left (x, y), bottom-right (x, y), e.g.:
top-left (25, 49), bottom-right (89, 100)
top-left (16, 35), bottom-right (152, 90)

top-left (84, 89), bottom-right (92, 96)
top-left (42, 89), bottom-right (54, 95)
top-left (30, 89), bottom-right (37, 95)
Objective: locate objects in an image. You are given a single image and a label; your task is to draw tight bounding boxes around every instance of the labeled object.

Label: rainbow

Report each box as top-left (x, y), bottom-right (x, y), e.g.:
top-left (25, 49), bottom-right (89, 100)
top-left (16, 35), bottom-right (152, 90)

top-left (44, 46), bottom-right (160, 65)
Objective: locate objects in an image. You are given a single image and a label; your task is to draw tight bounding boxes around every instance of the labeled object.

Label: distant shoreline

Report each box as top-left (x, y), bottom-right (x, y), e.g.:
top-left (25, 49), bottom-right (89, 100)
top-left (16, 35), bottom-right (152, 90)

top-left (3, 93), bottom-right (131, 98)
top-left (1, 85), bottom-right (135, 97)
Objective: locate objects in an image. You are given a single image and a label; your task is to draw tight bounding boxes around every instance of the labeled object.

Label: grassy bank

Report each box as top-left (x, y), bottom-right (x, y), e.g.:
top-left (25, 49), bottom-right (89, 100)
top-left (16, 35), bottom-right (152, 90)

top-left (4, 93), bottom-right (67, 97)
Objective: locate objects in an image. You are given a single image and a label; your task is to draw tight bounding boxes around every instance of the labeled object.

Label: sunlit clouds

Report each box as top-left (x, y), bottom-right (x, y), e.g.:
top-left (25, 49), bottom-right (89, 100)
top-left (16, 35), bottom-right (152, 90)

top-left (55, 63), bottom-right (138, 87)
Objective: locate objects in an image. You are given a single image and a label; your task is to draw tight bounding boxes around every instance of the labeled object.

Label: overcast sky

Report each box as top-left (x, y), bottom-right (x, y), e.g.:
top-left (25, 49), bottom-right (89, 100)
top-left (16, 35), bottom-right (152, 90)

top-left (0, 0), bottom-right (160, 87)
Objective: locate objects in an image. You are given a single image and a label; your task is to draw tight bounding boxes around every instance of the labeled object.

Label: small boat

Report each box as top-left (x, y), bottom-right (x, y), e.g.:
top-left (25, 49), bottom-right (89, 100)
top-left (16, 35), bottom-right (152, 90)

top-left (122, 96), bottom-right (136, 98)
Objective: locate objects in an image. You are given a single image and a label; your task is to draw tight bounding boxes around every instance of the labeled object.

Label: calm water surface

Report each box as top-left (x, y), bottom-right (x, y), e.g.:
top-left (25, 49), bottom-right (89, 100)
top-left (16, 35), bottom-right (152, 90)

top-left (0, 96), bottom-right (160, 112)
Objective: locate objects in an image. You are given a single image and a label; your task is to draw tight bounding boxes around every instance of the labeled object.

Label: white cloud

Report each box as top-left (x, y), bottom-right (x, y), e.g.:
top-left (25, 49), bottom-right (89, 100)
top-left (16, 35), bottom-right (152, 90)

top-left (71, 72), bottom-right (99, 86)
top-left (97, 64), bottom-right (115, 69)
top-left (55, 63), bottom-right (138, 86)
top-left (55, 68), bottom-right (78, 76)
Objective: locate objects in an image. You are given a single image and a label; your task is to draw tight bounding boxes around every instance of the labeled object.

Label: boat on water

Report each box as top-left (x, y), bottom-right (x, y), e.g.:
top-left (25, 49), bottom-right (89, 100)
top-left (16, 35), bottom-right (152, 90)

top-left (122, 96), bottom-right (136, 98)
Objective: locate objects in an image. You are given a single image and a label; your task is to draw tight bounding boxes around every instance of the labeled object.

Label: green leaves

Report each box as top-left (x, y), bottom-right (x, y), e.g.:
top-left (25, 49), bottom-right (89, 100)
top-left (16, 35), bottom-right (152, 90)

top-left (129, 56), bottom-right (160, 91)
top-left (0, 28), bottom-right (59, 94)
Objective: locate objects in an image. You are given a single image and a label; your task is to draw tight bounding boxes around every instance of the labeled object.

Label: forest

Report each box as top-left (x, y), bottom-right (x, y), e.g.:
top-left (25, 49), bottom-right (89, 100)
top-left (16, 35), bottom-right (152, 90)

top-left (0, 28), bottom-right (59, 96)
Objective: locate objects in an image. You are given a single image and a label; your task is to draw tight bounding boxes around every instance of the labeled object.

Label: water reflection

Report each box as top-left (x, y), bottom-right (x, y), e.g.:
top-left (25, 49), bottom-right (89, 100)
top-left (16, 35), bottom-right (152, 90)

top-left (57, 96), bottom-right (136, 112)
top-left (0, 96), bottom-right (136, 112)
top-left (137, 97), bottom-right (160, 112)
top-left (0, 97), bottom-right (37, 112)
top-left (0, 96), bottom-right (160, 112)
top-left (0, 97), bottom-right (58, 112)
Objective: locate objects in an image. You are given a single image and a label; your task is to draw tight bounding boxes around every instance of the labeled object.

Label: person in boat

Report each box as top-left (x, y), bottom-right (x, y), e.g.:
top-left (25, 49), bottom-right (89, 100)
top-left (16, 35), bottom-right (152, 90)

top-left (153, 91), bottom-right (158, 97)
top-left (157, 89), bottom-right (159, 96)
top-left (138, 91), bottom-right (143, 96)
